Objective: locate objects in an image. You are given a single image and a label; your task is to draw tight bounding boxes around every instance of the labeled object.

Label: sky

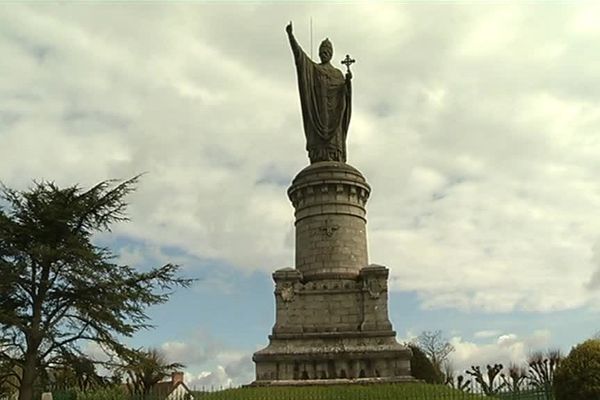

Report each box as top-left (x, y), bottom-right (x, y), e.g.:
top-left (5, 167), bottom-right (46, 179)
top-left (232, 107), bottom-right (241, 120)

top-left (1, 1), bottom-right (600, 388)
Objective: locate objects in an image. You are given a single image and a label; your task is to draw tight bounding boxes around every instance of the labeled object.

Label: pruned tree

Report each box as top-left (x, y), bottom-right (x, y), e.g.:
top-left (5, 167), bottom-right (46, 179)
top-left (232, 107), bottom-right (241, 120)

top-left (466, 364), bottom-right (505, 395)
top-left (456, 375), bottom-right (472, 392)
top-left (527, 349), bottom-right (562, 390)
top-left (123, 348), bottom-right (183, 397)
top-left (445, 364), bottom-right (472, 393)
top-left (500, 363), bottom-right (527, 393)
top-left (0, 177), bottom-right (193, 400)
top-left (442, 361), bottom-right (454, 385)
top-left (415, 330), bottom-right (455, 371)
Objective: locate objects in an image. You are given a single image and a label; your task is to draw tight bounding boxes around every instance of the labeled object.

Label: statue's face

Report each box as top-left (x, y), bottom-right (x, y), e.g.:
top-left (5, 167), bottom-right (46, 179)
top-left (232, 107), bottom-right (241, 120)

top-left (319, 47), bottom-right (332, 63)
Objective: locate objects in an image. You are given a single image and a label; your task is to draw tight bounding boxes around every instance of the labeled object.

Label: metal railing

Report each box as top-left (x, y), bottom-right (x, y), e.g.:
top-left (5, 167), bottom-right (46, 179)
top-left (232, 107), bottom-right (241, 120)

top-left (48, 383), bottom-right (553, 400)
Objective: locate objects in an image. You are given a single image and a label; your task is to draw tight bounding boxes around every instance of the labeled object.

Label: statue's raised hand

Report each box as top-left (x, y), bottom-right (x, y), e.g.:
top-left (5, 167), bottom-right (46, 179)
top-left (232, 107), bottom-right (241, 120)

top-left (286, 21), bottom-right (293, 35)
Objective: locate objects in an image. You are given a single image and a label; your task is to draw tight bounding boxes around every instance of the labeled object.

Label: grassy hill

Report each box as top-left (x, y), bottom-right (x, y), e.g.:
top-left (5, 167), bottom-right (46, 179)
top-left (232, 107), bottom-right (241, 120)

top-left (194, 383), bottom-right (495, 400)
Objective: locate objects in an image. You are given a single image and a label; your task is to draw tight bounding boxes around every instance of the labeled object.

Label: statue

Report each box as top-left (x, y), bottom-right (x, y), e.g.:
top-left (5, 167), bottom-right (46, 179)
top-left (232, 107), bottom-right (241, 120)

top-left (286, 22), bottom-right (353, 163)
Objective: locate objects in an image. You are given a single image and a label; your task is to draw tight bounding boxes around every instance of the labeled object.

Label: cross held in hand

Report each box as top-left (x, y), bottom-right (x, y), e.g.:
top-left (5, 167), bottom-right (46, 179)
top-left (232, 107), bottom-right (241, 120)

top-left (341, 54), bottom-right (355, 72)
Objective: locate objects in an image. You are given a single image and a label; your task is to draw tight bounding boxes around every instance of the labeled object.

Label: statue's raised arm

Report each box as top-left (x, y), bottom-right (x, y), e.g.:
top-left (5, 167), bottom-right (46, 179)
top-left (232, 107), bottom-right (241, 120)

top-left (286, 22), bottom-right (352, 164)
top-left (286, 21), bottom-right (306, 62)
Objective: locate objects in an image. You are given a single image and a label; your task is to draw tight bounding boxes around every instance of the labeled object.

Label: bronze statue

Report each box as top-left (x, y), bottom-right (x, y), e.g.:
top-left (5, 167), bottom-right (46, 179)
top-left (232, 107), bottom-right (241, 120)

top-left (286, 22), bottom-right (353, 163)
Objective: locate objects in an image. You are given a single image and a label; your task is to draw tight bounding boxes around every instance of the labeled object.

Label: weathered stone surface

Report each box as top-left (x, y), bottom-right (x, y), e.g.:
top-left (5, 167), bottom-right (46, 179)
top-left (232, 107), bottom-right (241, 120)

top-left (252, 162), bottom-right (414, 385)
top-left (251, 26), bottom-right (413, 386)
top-left (285, 22), bottom-right (352, 164)
top-left (289, 162), bottom-right (370, 280)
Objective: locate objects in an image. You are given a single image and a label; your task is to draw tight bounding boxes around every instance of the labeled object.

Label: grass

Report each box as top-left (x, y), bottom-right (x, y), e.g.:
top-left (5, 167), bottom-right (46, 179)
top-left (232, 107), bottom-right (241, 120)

top-left (193, 383), bottom-right (499, 400)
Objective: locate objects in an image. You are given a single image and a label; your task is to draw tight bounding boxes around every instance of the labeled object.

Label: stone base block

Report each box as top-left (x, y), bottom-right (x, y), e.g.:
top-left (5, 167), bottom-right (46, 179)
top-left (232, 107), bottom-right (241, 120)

top-left (247, 376), bottom-right (417, 387)
top-left (253, 332), bottom-right (412, 383)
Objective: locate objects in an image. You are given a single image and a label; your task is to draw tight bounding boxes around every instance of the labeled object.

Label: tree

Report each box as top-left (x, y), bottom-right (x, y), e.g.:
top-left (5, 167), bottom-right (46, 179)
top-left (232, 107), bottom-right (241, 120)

top-left (123, 348), bottom-right (183, 397)
top-left (0, 359), bottom-right (19, 399)
top-left (527, 349), bottom-right (562, 390)
top-left (407, 344), bottom-right (442, 384)
top-left (47, 353), bottom-right (104, 391)
top-left (442, 361), bottom-right (473, 392)
top-left (466, 364), bottom-right (505, 395)
top-left (554, 339), bottom-right (600, 400)
top-left (500, 363), bottom-right (527, 393)
top-left (452, 375), bottom-right (472, 392)
top-left (415, 330), bottom-right (455, 371)
top-left (0, 177), bottom-right (193, 400)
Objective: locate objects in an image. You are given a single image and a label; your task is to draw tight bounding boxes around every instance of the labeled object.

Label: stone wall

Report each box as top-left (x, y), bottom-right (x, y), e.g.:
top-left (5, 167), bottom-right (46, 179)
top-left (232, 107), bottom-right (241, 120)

top-left (255, 355), bottom-right (411, 381)
top-left (288, 162), bottom-right (370, 280)
top-left (272, 266), bottom-right (392, 335)
top-left (252, 161), bottom-right (414, 385)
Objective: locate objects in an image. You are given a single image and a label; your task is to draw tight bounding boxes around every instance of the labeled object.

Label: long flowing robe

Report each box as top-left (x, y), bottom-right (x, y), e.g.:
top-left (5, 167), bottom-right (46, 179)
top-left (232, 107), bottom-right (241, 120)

top-left (289, 38), bottom-right (352, 163)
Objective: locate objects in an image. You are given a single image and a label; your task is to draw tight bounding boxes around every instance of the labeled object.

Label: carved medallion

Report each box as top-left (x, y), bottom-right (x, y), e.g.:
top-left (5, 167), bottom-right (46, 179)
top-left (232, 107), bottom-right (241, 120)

top-left (280, 284), bottom-right (295, 302)
top-left (367, 279), bottom-right (382, 299)
top-left (319, 219), bottom-right (340, 238)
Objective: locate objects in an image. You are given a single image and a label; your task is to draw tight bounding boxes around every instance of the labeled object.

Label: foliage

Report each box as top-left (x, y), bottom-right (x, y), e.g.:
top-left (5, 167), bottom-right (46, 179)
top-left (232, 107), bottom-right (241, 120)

top-left (0, 360), bottom-right (19, 398)
top-left (408, 344), bottom-right (443, 384)
top-left (414, 330), bottom-right (455, 371)
top-left (51, 389), bottom-right (77, 400)
top-left (0, 177), bottom-right (193, 400)
top-left (123, 348), bottom-right (183, 396)
top-left (553, 339), bottom-right (600, 400)
top-left (47, 354), bottom-right (104, 391)
top-left (74, 386), bottom-right (129, 400)
top-left (466, 364), bottom-right (504, 395)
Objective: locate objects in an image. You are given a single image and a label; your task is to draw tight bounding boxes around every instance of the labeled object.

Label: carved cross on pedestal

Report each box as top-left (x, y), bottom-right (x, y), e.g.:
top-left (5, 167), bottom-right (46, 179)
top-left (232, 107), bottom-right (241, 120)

top-left (320, 219), bottom-right (340, 237)
top-left (341, 54), bottom-right (355, 73)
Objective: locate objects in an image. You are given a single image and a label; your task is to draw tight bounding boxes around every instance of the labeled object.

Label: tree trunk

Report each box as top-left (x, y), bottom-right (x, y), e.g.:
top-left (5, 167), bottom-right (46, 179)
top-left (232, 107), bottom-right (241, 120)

top-left (18, 353), bottom-right (38, 400)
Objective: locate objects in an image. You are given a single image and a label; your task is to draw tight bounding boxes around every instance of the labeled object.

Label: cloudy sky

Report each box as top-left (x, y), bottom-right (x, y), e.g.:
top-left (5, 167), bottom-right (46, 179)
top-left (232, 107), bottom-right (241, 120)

top-left (2, 2), bottom-right (600, 388)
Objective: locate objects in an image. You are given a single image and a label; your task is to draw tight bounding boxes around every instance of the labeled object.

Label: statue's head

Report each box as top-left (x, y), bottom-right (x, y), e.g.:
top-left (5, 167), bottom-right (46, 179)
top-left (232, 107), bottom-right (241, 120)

top-left (319, 38), bottom-right (333, 63)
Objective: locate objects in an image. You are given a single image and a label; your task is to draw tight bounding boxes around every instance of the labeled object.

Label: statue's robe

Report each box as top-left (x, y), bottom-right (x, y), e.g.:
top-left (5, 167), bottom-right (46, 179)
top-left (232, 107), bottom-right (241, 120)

top-left (291, 46), bottom-right (351, 163)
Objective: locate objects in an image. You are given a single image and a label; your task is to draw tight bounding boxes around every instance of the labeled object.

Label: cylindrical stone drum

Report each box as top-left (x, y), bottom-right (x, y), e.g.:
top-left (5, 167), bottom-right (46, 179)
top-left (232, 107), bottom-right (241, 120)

top-left (288, 161), bottom-right (371, 280)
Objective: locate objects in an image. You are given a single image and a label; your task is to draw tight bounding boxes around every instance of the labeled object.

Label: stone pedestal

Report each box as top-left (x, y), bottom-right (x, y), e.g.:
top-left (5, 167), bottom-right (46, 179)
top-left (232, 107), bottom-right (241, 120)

top-left (252, 162), bottom-right (413, 385)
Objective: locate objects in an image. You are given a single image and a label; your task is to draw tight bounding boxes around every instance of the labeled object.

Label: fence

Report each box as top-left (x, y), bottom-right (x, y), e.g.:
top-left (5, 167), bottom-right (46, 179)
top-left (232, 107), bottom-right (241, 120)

top-left (48, 384), bottom-right (554, 400)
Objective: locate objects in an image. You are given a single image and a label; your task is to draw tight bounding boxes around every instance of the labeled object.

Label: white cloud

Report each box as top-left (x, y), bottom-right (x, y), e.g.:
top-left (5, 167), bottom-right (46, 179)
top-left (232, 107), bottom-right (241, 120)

top-left (450, 330), bottom-right (553, 373)
top-left (159, 331), bottom-right (254, 387)
top-left (189, 366), bottom-right (232, 390)
top-left (586, 241), bottom-right (600, 289)
top-left (473, 330), bottom-right (502, 339)
top-left (161, 331), bottom-right (221, 367)
top-left (1, 3), bottom-right (599, 315)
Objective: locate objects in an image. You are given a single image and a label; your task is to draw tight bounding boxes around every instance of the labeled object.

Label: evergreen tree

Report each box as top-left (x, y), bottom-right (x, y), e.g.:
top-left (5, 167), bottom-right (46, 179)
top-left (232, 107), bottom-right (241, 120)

top-left (0, 177), bottom-right (192, 400)
top-left (408, 344), bottom-right (443, 384)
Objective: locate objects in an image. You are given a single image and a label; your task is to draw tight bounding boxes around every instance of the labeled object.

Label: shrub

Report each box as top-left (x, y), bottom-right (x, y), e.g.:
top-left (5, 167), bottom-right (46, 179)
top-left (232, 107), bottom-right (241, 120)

top-left (554, 339), bottom-right (600, 400)
top-left (409, 344), bottom-right (443, 384)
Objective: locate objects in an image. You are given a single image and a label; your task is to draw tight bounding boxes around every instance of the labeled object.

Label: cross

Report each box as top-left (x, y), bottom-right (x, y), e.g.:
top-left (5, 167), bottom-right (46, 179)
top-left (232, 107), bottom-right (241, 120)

top-left (319, 219), bottom-right (339, 237)
top-left (341, 54), bottom-right (355, 73)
